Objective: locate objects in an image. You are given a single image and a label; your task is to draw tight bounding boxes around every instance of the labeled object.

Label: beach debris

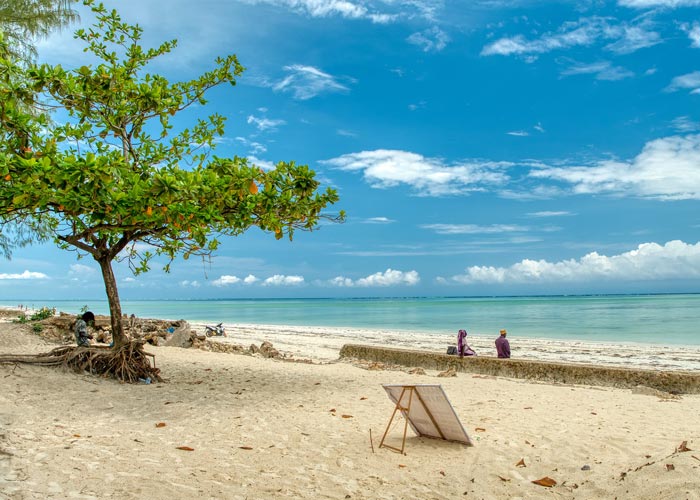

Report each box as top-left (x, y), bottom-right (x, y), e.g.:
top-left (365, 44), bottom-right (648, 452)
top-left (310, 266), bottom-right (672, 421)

top-left (497, 475), bottom-right (510, 482)
top-left (239, 446), bottom-right (254, 450)
top-left (407, 367), bottom-right (426, 375)
top-left (329, 408), bottom-right (336, 413)
top-left (398, 464), bottom-right (406, 468)
top-left (677, 441), bottom-right (691, 452)
top-left (532, 477), bottom-right (557, 487)
top-left (341, 414), bottom-right (353, 419)
top-left (367, 362), bottom-right (387, 371)
top-left (439, 470), bottom-right (445, 476)
top-left (581, 465), bottom-right (591, 471)
top-left (666, 464), bottom-right (675, 471)
top-left (516, 458), bottom-right (526, 467)
top-left (474, 428), bottom-right (486, 432)
top-left (360, 397), bottom-right (368, 400)
top-left (176, 446), bottom-right (194, 451)
top-left (437, 367), bottom-right (457, 377)
top-left (164, 322), bottom-right (194, 348)
top-left (155, 422), bottom-right (166, 428)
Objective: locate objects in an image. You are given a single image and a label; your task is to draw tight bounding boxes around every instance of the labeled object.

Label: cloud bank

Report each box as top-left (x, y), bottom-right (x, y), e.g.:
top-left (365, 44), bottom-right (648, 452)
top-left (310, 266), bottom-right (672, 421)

top-left (444, 240), bottom-right (700, 284)
top-left (328, 268), bottom-right (420, 287)
top-left (0, 270), bottom-right (49, 280)
top-left (323, 149), bottom-right (511, 196)
top-left (531, 134), bottom-right (700, 200)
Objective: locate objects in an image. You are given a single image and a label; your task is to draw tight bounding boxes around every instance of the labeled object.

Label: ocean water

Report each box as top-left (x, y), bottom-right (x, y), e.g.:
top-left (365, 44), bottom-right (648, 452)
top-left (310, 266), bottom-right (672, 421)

top-left (5, 294), bottom-right (700, 346)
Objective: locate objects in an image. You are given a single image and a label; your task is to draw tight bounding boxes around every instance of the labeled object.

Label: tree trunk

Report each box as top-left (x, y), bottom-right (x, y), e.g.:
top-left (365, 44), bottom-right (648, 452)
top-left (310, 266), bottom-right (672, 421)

top-left (96, 256), bottom-right (126, 348)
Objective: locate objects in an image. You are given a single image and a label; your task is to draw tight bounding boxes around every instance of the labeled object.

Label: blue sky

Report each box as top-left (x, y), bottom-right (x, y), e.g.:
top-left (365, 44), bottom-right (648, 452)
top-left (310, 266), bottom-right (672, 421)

top-left (2, 0), bottom-right (700, 300)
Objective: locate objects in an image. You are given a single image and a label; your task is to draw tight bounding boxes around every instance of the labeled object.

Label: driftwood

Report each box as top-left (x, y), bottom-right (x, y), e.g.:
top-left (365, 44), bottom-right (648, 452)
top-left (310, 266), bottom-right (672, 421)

top-left (0, 341), bottom-right (162, 384)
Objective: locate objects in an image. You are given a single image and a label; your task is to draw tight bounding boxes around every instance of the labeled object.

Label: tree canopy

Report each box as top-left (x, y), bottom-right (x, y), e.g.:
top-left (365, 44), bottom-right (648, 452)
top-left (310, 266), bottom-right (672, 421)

top-left (0, 0), bottom-right (79, 62)
top-left (0, 0), bottom-right (344, 347)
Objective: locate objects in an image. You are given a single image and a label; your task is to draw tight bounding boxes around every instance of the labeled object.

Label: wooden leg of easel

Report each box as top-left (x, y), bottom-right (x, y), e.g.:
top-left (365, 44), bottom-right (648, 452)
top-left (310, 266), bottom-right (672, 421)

top-left (399, 387), bottom-right (414, 454)
top-left (379, 386), bottom-right (415, 454)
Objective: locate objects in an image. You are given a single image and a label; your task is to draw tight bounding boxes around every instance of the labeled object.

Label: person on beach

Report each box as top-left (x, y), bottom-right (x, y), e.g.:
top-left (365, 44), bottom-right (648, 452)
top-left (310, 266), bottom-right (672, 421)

top-left (457, 329), bottom-right (476, 357)
top-left (74, 311), bottom-right (95, 347)
top-left (495, 329), bottom-right (510, 358)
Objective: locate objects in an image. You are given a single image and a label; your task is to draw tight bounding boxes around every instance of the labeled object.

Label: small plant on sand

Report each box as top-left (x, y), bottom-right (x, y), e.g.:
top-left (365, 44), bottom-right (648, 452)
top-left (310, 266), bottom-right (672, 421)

top-left (13, 313), bottom-right (28, 324)
top-left (32, 323), bottom-right (43, 333)
top-left (29, 306), bottom-right (55, 321)
top-left (0, 1), bottom-right (343, 382)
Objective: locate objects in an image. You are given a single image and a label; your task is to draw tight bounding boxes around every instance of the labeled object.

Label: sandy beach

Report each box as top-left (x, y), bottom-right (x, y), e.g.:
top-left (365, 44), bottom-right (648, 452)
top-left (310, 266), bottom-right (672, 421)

top-left (1, 315), bottom-right (699, 499)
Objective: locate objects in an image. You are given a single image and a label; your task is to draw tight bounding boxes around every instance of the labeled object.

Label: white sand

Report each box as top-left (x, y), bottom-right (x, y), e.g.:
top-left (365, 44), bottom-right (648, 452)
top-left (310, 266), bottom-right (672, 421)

top-left (1, 319), bottom-right (699, 499)
top-left (197, 322), bottom-right (700, 371)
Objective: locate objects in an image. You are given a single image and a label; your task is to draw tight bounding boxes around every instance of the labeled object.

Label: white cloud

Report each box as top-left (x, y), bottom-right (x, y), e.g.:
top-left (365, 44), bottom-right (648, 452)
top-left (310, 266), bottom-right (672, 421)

top-left (681, 21), bottom-right (700, 48)
top-left (507, 130), bottom-right (529, 137)
top-left (263, 274), bottom-right (305, 286)
top-left (323, 149), bottom-right (511, 196)
top-left (421, 224), bottom-right (528, 235)
top-left (236, 137), bottom-right (268, 155)
top-left (329, 268), bottom-right (420, 287)
top-left (243, 274), bottom-right (259, 284)
top-left (69, 263), bottom-right (96, 276)
top-left (620, 0), bottom-right (700, 7)
top-left (244, 0), bottom-right (396, 23)
top-left (671, 116), bottom-right (700, 132)
top-left (212, 275), bottom-right (242, 286)
top-left (530, 134), bottom-right (700, 200)
top-left (0, 270), bottom-right (49, 280)
top-left (247, 155), bottom-right (276, 171)
top-left (445, 240), bottom-right (700, 284)
top-left (247, 115), bottom-right (286, 131)
top-left (560, 61), bottom-right (634, 81)
top-left (180, 280), bottom-right (201, 288)
top-left (407, 26), bottom-right (449, 52)
top-left (481, 16), bottom-right (660, 57)
top-left (272, 65), bottom-right (351, 100)
top-left (665, 71), bottom-right (700, 93)
top-left (362, 217), bottom-right (395, 224)
top-left (527, 211), bottom-right (574, 217)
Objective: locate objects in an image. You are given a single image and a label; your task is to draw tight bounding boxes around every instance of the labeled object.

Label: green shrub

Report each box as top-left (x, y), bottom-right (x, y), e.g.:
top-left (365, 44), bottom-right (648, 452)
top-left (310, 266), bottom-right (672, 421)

top-left (32, 323), bottom-right (43, 333)
top-left (29, 307), bottom-right (56, 321)
top-left (13, 314), bottom-right (28, 324)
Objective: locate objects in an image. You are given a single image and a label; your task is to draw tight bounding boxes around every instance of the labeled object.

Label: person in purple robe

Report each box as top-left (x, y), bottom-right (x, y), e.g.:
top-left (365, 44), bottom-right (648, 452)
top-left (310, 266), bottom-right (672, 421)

top-left (495, 329), bottom-right (510, 358)
top-left (457, 329), bottom-right (476, 357)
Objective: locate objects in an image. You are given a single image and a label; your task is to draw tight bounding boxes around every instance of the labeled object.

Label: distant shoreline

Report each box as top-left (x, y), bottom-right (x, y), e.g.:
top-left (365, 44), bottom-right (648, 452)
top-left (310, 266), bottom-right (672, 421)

top-left (4, 306), bottom-right (697, 372)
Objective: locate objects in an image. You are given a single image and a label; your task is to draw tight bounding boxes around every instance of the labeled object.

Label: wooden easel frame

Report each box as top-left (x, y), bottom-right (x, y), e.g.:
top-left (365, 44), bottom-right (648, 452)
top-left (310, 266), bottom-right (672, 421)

top-left (378, 385), bottom-right (446, 454)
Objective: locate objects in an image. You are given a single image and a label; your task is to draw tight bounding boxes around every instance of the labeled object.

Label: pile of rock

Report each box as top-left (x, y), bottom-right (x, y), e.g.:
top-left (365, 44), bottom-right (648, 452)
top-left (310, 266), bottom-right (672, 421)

top-left (32, 312), bottom-right (288, 361)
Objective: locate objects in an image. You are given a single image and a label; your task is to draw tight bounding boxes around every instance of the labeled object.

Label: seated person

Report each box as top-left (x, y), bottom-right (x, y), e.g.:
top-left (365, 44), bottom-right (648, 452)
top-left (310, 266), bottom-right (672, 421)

top-left (74, 311), bottom-right (95, 347)
top-left (457, 329), bottom-right (476, 357)
top-left (495, 329), bottom-right (511, 358)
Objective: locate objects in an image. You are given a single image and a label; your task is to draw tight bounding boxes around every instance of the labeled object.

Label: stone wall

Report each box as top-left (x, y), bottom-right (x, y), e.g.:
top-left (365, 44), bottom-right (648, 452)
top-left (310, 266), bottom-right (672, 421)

top-left (339, 344), bottom-right (700, 394)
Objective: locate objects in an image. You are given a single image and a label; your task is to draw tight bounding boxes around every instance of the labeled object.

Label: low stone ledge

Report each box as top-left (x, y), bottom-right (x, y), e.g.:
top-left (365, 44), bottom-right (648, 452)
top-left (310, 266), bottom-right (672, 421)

top-left (339, 344), bottom-right (700, 394)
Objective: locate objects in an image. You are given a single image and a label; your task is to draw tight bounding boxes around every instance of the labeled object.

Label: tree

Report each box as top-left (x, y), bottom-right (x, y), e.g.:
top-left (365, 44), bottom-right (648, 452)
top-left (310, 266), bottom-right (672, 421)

top-left (0, 0), bottom-right (79, 62)
top-left (0, 0), bottom-right (344, 349)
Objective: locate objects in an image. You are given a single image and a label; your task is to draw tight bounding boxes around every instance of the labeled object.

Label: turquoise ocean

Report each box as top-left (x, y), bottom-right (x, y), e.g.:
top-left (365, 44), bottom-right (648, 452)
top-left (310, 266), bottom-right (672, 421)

top-left (4, 293), bottom-right (700, 346)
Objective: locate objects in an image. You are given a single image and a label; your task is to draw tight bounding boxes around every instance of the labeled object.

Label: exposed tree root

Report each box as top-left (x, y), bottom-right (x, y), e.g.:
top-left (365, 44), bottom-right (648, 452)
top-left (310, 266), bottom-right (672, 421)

top-left (0, 341), bottom-right (162, 383)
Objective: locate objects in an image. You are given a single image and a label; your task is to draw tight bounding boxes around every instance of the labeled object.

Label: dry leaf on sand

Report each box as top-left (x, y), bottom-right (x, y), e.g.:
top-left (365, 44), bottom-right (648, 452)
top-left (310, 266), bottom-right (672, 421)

top-left (239, 446), bottom-right (254, 450)
top-left (498, 475), bottom-right (510, 482)
top-left (176, 446), bottom-right (194, 451)
top-left (516, 458), bottom-right (526, 467)
top-left (342, 415), bottom-right (353, 419)
top-left (677, 441), bottom-right (691, 452)
top-left (532, 477), bottom-right (557, 487)
top-left (155, 422), bottom-right (166, 428)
